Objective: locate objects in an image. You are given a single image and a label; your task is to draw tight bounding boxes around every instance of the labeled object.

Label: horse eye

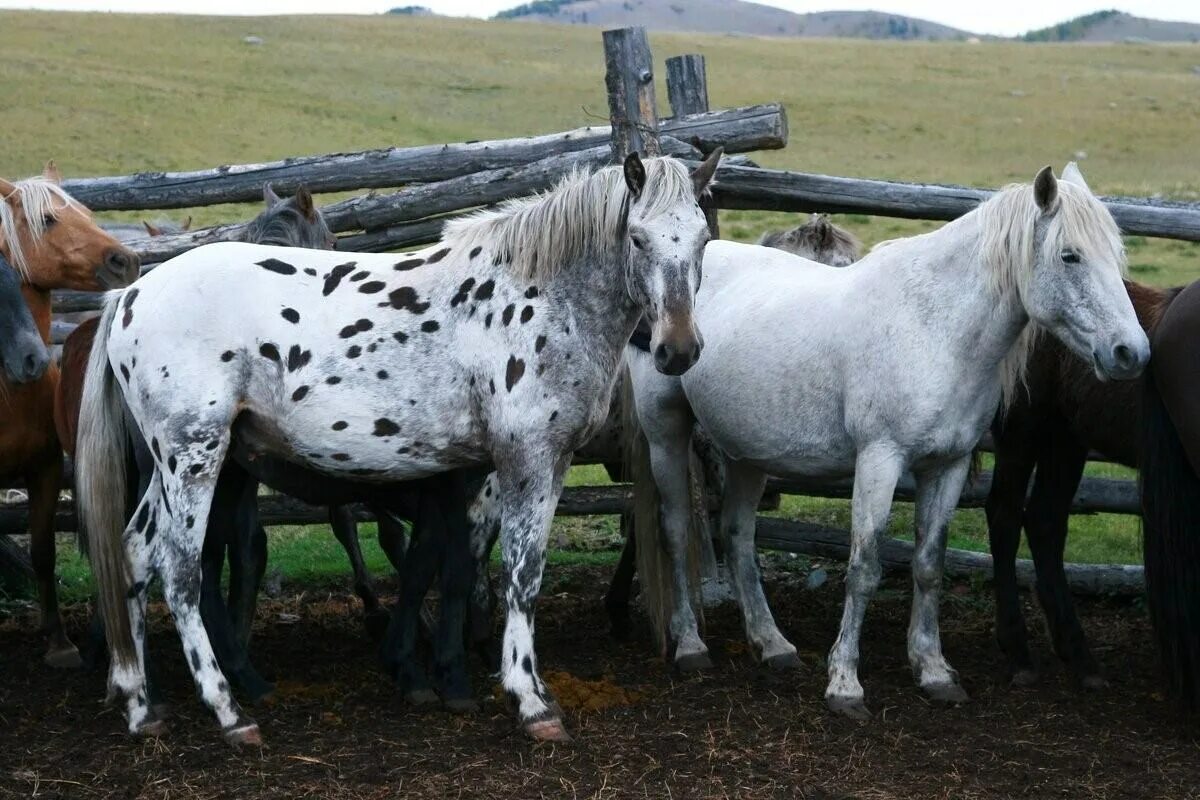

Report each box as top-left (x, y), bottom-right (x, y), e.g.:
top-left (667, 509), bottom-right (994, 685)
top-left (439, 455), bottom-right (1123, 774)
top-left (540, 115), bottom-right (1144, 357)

top-left (631, 234), bottom-right (647, 251)
top-left (42, 214), bottom-right (58, 229)
top-left (1061, 249), bottom-right (1080, 265)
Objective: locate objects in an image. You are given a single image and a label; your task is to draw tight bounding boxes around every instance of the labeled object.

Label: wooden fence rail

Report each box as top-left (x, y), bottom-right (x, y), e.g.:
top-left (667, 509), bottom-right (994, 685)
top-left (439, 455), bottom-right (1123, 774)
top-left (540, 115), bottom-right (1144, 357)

top-left (62, 104), bottom-right (786, 211)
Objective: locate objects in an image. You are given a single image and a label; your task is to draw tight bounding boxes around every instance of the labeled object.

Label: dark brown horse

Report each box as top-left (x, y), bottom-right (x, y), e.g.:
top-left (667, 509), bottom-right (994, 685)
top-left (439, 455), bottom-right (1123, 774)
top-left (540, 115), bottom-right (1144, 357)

top-left (986, 278), bottom-right (1200, 706)
top-left (0, 163), bottom-right (139, 667)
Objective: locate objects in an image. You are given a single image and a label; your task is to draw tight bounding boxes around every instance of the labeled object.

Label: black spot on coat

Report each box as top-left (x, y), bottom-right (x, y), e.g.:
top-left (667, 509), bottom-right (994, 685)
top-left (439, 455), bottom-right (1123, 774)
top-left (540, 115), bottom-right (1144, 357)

top-left (359, 280), bottom-right (386, 294)
top-left (322, 262), bottom-right (357, 296)
top-left (292, 386), bottom-right (310, 402)
top-left (426, 247), bottom-right (451, 264)
top-left (394, 258), bottom-right (424, 271)
top-left (257, 258), bottom-right (296, 276)
top-left (281, 308), bottom-right (300, 324)
top-left (421, 320), bottom-right (440, 333)
top-left (372, 418), bottom-right (400, 436)
top-left (385, 287), bottom-right (430, 314)
top-left (473, 279), bottom-right (495, 301)
top-left (506, 356), bottom-right (526, 391)
top-left (260, 343), bottom-right (281, 362)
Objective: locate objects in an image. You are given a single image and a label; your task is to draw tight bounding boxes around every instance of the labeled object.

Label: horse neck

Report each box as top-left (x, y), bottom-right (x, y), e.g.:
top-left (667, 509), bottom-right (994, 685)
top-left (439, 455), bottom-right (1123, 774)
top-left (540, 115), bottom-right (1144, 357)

top-left (901, 215), bottom-right (1030, 388)
top-left (1127, 279), bottom-right (1177, 334)
top-left (19, 283), bottom-right (52, 343)
top-left (545, 249), bottom-right (641, 374)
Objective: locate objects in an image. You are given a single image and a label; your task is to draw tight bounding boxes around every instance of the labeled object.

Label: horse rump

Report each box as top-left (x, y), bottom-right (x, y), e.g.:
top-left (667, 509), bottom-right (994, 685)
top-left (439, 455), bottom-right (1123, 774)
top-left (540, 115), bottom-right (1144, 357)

top-left (1140, 358), bottom-right (1200, 711)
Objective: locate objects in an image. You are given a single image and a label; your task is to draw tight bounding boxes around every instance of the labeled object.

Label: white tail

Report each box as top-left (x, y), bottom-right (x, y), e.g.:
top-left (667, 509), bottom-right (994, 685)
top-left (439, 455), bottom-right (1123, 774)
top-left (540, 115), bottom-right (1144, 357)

top-left (76, 291), bottom-right (136, 666)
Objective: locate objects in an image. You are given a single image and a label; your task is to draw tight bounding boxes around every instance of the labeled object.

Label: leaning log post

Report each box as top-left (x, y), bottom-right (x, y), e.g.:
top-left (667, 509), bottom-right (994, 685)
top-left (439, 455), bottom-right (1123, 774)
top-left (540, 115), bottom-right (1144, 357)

top-left (666, 54), bottom-right (720, 238)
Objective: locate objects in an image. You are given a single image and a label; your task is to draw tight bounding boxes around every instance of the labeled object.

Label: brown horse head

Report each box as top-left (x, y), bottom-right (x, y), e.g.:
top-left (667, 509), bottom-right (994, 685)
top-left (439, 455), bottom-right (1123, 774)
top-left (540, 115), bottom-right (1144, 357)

top-left (0, 162), bottom-right (139, 291)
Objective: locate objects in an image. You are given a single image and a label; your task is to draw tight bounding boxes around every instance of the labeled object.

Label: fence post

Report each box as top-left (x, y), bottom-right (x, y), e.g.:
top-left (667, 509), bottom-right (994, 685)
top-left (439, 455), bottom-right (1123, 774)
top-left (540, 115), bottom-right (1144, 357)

top-left (665, 54), bottom-right (720, 238)
top-left (603, 27), bottom-right (662, 159)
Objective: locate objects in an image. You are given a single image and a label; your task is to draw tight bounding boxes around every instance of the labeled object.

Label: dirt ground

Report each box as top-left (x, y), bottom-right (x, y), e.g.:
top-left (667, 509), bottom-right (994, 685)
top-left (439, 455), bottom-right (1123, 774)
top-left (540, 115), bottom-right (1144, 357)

top-left (1, 563), bottom-right (1197, 800)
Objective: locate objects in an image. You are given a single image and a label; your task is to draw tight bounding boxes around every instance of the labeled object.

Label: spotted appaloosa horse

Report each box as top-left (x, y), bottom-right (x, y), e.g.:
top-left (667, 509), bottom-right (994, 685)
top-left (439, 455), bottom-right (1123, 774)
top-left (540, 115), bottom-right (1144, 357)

top-left (0, 253), bottom-right (49, 385)
top-left (77, 150), bottom-right (720, 745)
top-left (628, 163), bottom-right (1148, 718)
top-left (758, 213), bottom-right (861, 266)
top-left (0, 163), bottom-right (139, 667)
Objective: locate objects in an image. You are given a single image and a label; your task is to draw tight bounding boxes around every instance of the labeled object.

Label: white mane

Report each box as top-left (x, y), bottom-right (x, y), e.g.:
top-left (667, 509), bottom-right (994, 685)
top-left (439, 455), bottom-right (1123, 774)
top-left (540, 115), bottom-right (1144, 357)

top-left (0, 178), bottom-right (83, 279)
top-left (974, 180), bottom-right (1126, 409)
top-left (442, 156), bottom-right (696, 282)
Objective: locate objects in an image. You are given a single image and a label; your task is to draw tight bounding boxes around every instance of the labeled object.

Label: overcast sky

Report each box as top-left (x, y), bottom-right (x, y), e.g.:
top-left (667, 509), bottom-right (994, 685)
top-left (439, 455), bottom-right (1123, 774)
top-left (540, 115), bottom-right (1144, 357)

top-left (1, 1), bottom-right (1197, 37)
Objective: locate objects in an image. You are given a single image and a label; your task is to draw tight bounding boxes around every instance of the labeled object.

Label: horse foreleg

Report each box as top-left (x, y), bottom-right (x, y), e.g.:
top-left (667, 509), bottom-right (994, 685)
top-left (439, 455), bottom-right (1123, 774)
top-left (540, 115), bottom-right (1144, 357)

top-left (27, 456), bottom-right (80, 668)
top-left (467, 475), bottom-right (501, 661)
top-left (381, 494), bottom-right (440, 706)
top-left (826, 443), bottom-right (904, 720)
top-left (1023, 435), bottom-right (1101, 688)
top-left (721, 460), bottom-right (798, 669)
top-left (331, 504), bottom-right (389, 640)
top-left (984, 434), bottom-right (1039, 686)
top-left (497, 454), bottom-right (571, 741)
top-left (908, 456), bottom-right (973, 704)
top-left (220, 467), bottom-right (266, 651)
top-left (433, 476), bottom-right (478, 712)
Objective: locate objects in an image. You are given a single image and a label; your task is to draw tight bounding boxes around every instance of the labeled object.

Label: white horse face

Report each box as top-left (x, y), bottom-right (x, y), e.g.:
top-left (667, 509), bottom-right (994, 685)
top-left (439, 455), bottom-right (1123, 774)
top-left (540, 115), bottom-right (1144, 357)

top-left (622, 150), bottom-right (721, 375)
top-left (1023, 164), bottom-right (1149, 381)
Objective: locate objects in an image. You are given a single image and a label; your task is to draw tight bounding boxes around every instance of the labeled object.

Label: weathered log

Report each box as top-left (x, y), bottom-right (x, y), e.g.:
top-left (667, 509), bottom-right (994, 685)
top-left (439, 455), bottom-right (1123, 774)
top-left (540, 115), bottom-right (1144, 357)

top-left (62, 105), bottom-right (786, 212)
top-left (767, 469), bottom-right (1139, 515)
top-left (709, 164), bottom-right (1200, 242)
top-left (754, 517), bottom-right (1144, 596)
top-left (604, 27), bottom-right (662, 158)
top-left (113, 136), bottom-right (704, 267)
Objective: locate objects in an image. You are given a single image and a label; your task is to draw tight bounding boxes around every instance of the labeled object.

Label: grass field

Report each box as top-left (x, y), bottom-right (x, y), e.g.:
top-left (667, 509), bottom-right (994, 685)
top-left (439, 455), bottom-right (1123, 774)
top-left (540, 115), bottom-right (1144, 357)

top-left (1, 10), bottom-right (1195, 593)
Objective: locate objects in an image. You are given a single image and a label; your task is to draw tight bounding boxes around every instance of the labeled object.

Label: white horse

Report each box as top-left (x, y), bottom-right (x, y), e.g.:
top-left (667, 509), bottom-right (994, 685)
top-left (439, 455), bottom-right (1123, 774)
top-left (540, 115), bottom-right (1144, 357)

top-left (628, 164), bottom-right (1148, 717)
top-left (76, 150), bottom-right (722, 745)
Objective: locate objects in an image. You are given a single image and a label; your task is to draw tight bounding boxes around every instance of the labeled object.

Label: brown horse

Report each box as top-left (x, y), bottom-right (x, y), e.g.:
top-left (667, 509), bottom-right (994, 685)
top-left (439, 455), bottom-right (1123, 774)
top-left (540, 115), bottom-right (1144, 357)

top-left (986, 278), bottom-right (1198, 705)
top-left (0, 163), bottom-right (139, 667)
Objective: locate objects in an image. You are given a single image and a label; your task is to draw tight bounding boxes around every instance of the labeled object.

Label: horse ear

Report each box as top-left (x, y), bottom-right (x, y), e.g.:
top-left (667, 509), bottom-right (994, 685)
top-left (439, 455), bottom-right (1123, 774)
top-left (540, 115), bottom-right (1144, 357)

top-left (294, 186), bottom-right (317, 222)
top-left (263, 183), bottom-right (281, 208)
top-left (0, 178), bottom-right (14, 199)
top-left (1061, 161), bottom-right (1092, 194)
top-left (691, 147), bottom-right (723, 197)
top-left (143, 221), bottom-right (162, 237)
top-left (181, 216), bottom-right (193, 232)
top-left (623, 152), bottom-right (646, 199)
top-left (43, 160), bottom-right (62, 184)
top-left (1033, 166), bottom-right (1058, 213)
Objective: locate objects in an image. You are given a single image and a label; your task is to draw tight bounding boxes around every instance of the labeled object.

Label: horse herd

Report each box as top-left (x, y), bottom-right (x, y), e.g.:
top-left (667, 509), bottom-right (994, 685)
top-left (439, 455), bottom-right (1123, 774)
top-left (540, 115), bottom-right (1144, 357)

top-left (0, 151), bottom-right (1197, 748)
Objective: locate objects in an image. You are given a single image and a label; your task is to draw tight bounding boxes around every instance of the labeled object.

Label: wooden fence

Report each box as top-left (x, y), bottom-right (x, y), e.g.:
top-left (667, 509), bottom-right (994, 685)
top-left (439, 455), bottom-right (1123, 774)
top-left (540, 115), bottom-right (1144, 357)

top-left (3, 26), bottom-right (1191, 593)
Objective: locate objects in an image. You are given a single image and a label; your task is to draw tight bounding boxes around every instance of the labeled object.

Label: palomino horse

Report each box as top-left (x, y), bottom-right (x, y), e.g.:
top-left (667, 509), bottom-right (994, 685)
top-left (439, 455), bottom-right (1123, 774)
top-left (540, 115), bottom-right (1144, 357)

top-left (77, 151), bottom-right (720, 745)
top-left (0, 164), bottom-right (139, 667)
top-left (627, 164), bottom-right (1148, 718)
top-left (0, 253), bottom-right (49, 385)
top-left (985, 279), bottom-right (1177, 690)
top-left (758, 213), bottom-right (862, 266)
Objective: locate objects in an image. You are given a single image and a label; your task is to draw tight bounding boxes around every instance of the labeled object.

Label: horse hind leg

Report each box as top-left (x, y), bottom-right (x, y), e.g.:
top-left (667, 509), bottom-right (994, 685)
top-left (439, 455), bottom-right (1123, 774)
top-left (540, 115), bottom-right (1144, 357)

top-left (330, 504), bottom-right (389, 640)
top-left (826, 443), bottom-right (905, 720)
top-left (721, 459), bottom-right (798, 669)
top-left (908, 455), bottom-right (973, 705)
top-left (1022, 436), bottom-right (1103, 688)
top-left (27, 456), bottom-right (81, 668)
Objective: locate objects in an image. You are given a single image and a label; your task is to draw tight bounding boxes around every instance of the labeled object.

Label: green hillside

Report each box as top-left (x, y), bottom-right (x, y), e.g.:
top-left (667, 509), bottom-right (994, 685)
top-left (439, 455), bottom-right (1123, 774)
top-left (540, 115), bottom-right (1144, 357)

top-left (0, 10), bottom-right (1197, 283)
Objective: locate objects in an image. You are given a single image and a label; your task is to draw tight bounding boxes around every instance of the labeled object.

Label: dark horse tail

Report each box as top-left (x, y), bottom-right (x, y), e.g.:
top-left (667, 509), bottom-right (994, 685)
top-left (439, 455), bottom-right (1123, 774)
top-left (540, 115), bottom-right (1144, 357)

top-left (1140, 357), bottom-right (1200, 711)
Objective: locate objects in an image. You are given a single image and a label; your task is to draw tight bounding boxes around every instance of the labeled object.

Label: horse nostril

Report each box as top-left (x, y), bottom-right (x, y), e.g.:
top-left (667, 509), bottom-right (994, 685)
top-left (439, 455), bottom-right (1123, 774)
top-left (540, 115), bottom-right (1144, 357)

top-left (654, 344), bottom-right (669, 363)
top-left (1113, 344), bottom-right (1133, 369)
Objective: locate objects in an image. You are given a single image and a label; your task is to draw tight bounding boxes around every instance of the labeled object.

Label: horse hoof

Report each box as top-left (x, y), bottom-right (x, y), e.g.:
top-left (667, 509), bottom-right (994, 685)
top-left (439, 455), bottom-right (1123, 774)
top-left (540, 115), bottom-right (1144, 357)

top-left (826, 695), bottom-right (872, 721)
top-left (524, 718), bottom-right (572, 743)
top-left (1081, 674), bottom-right (1109, 691)
top-left (44, 645), bottom-right (83, 670)
top-left (404, 688), bottom-right (440, 708)
top-left (136, 718), bottom-right (169, 738)
top-left (763, 650), bottom-right (802, 671)
top-left (444, 696), bottom-right (480, 714)
top-left (1010, 669), bottom-right (1039, 688)
top-left (223, 721), bottom-right (263, 749)
top-left (364, 609), bottom-right (391, 643)
top-left (674, 651), bottom-right (713, 672)
top-left (923, 682), bottom-right (970, 705)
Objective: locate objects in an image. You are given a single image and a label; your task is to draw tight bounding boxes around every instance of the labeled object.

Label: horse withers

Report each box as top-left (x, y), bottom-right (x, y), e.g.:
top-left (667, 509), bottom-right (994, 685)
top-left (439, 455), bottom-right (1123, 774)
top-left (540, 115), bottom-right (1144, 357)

top-left (0, 162), bottom-right (138, 667)
top-left (627, 163), bottom-right (1147, 718)
top-left (76, 150), bottom-right (719, 745)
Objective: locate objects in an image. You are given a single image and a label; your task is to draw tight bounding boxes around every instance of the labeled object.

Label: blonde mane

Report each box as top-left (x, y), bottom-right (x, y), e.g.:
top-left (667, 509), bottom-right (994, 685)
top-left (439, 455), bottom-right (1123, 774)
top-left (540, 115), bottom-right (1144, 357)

top-left (0, 177), bottom-right (84, 279)
top-left (442, 157), bottom-right (696, 282)
top-left (974, 180), bottom-right (1126, 409)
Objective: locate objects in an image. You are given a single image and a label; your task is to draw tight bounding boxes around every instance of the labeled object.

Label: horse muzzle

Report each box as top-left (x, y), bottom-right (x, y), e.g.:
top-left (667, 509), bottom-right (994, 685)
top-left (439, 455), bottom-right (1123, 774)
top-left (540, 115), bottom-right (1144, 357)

top-left (652, 323), bottom-right (704, 376)
top-left (2, 333), bottom-right (50, 384)
top-left (99, 248), bottom-right (141, 289)
top-left (1092, 332), bottom-right (1150, 381)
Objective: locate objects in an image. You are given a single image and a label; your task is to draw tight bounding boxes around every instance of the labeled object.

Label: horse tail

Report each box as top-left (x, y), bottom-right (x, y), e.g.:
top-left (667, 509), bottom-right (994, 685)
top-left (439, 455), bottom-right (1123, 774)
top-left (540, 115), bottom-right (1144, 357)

top-left (1139, 358), bottom-right (1200, 710)
top-left (620, 364), bottom-right (706, 657)
top-left (76, 292), bottom-right (136, 667)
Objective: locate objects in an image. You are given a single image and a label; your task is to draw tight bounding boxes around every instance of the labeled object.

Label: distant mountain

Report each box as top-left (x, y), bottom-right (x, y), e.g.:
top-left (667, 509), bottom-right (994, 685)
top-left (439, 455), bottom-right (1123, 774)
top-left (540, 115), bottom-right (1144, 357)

top-left (1022, 9), bottom-right (1200, 42)
top-left (494, 0), bottom-right (972, 41)
top-left (387, 5), bottom-right (436, 15)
